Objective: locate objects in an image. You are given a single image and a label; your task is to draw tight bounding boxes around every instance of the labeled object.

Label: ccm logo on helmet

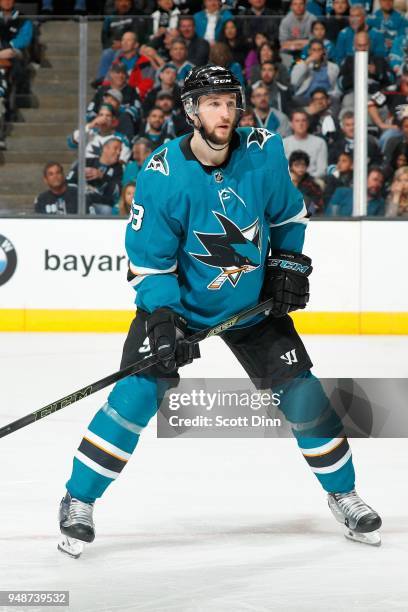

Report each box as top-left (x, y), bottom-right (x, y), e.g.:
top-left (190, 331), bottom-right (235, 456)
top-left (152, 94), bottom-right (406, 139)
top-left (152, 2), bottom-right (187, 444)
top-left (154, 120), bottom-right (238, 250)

top-left (213, 79), bottom-right (231, 84)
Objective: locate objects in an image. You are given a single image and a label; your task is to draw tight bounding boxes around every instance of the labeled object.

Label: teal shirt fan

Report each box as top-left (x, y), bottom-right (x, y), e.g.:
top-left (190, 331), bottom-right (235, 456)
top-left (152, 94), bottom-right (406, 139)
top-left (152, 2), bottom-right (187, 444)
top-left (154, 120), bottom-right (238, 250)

top-left (125, 127), bottom-right (308, 330)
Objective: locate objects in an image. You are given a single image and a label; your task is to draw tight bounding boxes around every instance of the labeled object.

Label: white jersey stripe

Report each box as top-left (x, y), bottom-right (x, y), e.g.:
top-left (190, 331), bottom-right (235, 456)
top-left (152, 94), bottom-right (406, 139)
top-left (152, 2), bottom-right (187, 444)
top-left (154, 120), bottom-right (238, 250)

top-left (269, 202), bottom-right (308, 227)
top-left (84, 429), bottom-right (131, 461)
top-left (300, 437), bottom-right (345, 457)
top-left (129, 261), bottom-right (177, 276)
top-left (75, 450), bottom-right (120, 480)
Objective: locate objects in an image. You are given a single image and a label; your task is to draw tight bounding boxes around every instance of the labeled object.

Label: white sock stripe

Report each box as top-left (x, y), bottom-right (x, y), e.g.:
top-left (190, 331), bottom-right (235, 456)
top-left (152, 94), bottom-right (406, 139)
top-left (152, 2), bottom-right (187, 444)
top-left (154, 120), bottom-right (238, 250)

top-left (102, 403), bottom-right (144, 434)
top-left (84, 430), bottom-right (132, 461)
top-left (75, 450), bottom-right (119, 480)
top-left (299, 437), bottom-right (345, 457)
top-left (310, 448), bottom-right (352, 475)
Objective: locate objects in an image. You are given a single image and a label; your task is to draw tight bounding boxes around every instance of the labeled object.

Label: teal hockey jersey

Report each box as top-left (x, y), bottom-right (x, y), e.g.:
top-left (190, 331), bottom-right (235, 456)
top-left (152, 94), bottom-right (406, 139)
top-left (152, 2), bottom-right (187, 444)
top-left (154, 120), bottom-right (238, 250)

top-left (126, 127), bottom-right (307, 329)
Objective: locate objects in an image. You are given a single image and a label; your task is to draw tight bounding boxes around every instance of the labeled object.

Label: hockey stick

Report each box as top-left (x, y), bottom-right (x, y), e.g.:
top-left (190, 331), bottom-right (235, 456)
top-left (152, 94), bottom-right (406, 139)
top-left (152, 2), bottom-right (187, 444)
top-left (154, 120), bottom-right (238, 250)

top-left (0, 298), bottom-right (274, 439)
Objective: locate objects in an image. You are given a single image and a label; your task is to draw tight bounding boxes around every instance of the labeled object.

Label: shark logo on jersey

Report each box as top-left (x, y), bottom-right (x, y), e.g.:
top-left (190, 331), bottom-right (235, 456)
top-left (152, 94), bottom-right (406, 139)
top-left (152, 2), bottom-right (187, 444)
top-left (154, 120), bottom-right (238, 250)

top-left (145, 148), bottom-right (169, 176)
top-left (190, 212), bottom-right (261, 290)
top-left (247, 128), bottom-right (274, 150)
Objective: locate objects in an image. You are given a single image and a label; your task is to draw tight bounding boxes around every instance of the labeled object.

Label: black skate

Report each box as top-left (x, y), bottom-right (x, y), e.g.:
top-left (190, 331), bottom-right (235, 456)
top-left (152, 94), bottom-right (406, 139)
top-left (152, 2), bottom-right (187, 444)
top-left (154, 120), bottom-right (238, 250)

top-left (328, 489), bottom-right (382, 546)
top-left (58, 492), bottom-right (95, 558)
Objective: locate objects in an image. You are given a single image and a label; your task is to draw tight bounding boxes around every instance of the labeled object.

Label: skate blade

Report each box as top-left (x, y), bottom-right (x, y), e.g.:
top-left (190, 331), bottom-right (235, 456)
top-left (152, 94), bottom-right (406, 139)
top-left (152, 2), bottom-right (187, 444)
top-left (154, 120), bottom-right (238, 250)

top-left (344, 527), bottom-right (381, 546)
top-left (58, 535), bottom-right (85, 558)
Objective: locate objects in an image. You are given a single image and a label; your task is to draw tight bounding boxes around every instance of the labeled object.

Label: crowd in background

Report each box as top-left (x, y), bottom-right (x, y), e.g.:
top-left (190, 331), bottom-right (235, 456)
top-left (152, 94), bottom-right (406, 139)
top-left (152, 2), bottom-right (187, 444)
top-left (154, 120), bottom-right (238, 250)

top-left (2, 0), bottom-right (408, 216)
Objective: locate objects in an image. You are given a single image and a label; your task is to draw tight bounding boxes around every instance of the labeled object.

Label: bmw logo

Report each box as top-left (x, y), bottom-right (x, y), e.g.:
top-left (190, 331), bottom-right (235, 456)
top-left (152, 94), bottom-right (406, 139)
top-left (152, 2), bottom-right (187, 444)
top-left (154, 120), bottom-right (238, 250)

top-left (0, 235), bottom-right (17, 286)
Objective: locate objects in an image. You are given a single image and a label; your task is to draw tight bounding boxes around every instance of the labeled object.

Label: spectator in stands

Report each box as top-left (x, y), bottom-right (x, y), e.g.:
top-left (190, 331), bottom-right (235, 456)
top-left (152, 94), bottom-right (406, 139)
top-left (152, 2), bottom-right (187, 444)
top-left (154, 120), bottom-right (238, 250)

top-left (118, 181), bottom-right (136, 216)
top-left (143, 63), bottom-right (181, 112)
top-left (151, 0), bottom-right (181, 38)
top-left (383, 118), bottom-right (408, 172)
top-left (279, 0), bottom-right (316, 65)
top-left (335, 5), bottom-right (386, 65)
top-left (367, 0), bottom-right (407, 51)
top-left (239, 107), bottom-right (257, 127)
top-left (387, 141), bottom-right (408, 173)
top-left (326, 166), bottom-right (386, 215)
top-left (325, 0), bottom-right (350, 42)
top-left (96, 0), bottom-right (144, 83)
top-left (393, 0), bottom-right (408, 11)
top-left (67, 137), bottom-right (123, 215)
top-left (0, 0), bottom-right (34, 149)
top-left (168, 38), bottom-right (194, 85)
top-left (219, 19), bottom-right (248, 67)
top-left (68, 103), bottom-right (131, 163)
top-left (122, 137), bottom-right (154, 184)
top-left (303, 88), bottom-right (339, 142)
top-left (146, 26), bottom-right (178, 60)
top-left (172, 0), bottom-right (202, 14)
top-left (178, 15), bottom-right (209, 66)
top-left (137, 106), bottom-right (172, 146)
top-left (301, 20), bottom-right (336, 61)
top-left (306, 0), bottom-right (325, 16)
top-left (0, 1), bottom-right (33, 62)
top-left (244, 32), bottom-right (268, 83)
top-left (250, 84), bottom-right (291, 137)
top-left (88, 88), bottom-right (138, 140)
top-left (389, 29), bottom-right (408, 76)
top-left (328, 110), bottom-right (383, 165)
top-left (339, 30), bottom-right (395, 111)
top-left (140, 38), bottom-right (168, 69)
top-left (193, 0), bottom-right (233, 44)
top-left (155, 90), bottom-right (190, 135)
top-left (385, 165), bottom-right (408, 215)
top-left (110, 31), bottom-right (155, 100)
top-left (289, 150), bottom-right (324, 214)
top-left (209, 42), bottom-right (244, 85)
top-left (89, 63), bottom-right (142, 131)
top-left (290, 39), bottom-right (339, 104)
top-left (252, 61), bottom-right (292, 114)
top-left (247, 42), bottom-right (290, 87)
top-left (34, 162), bottom-right (79, 215)
top-left (368, 75), bottom-right (408, 148)
top-left (40, 0), bottom-right (86, 15)
top-left (323, 150), bottom-right (353, 203)
top-left (283, 110), bottom-right (328, 178)
top-left (241, 0), bottom-right (279, 46)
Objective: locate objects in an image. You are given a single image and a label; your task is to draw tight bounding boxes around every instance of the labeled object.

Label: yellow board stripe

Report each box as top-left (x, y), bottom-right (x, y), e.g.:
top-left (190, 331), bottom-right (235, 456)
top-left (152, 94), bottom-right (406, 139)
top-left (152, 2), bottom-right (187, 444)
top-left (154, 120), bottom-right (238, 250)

top-left (0, 309), bottom-right (408, 334)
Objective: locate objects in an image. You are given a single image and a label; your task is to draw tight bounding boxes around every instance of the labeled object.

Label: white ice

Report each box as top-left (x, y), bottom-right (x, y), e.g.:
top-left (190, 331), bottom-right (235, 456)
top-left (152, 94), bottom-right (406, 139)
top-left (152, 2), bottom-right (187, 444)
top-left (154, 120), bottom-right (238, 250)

top-left (1, 333), bottom-right (408, 612)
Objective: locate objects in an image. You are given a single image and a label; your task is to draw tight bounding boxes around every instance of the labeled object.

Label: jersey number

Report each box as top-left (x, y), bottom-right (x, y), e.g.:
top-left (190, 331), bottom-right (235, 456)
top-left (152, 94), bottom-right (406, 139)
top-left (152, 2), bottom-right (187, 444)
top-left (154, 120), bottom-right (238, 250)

top-left (130, 202), bottom-right (145, 231)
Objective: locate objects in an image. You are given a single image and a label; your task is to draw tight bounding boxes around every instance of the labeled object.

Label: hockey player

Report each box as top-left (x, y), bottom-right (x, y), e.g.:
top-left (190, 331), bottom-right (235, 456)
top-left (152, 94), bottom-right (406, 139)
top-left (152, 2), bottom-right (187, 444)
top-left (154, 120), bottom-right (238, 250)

top-left (58, 65), bottom-right (382, 558)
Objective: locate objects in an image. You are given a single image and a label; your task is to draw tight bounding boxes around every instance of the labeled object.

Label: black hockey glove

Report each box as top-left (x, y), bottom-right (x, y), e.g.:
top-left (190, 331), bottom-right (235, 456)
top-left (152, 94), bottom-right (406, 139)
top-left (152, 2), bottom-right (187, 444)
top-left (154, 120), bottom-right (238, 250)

top-left (262, 250), bottom-right (313, 317)
top-left (146, 308), bottom-right (198, 373)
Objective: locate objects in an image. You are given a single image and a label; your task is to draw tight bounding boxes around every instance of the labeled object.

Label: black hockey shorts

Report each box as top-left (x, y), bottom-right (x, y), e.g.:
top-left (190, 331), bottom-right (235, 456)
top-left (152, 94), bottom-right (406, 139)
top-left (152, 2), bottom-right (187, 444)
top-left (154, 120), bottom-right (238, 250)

top-left (222, 312), bottom-right (313, 388)
top-left (120, 309), bottom-right (312, 390)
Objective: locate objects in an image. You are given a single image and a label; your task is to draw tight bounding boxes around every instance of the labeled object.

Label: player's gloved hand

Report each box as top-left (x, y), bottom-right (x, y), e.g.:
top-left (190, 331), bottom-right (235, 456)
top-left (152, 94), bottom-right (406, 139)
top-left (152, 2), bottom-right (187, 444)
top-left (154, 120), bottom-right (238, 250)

top-left (146, 308), bottom-right (197, 373)
top-left (262, 250), bottom-right (313, 317)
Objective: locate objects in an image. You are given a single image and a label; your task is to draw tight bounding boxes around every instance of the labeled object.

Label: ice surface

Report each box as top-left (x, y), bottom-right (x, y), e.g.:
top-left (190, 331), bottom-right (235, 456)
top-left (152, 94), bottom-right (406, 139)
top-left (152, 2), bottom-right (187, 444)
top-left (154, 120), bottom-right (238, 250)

top-left (1, 333), bottom-right (407, 612)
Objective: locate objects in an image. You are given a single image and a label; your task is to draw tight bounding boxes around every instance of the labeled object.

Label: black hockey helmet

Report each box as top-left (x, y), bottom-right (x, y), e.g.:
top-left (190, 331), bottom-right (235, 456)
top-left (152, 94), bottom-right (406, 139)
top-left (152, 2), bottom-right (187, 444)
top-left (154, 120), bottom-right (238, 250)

top-left (181, 64), bottom-right (246, 125)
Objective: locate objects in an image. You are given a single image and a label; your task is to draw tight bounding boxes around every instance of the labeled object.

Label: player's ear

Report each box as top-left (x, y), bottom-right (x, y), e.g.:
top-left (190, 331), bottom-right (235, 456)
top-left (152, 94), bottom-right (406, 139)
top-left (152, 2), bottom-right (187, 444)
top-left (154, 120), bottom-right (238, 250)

top-left (184, 98), bottom-right (194, 120)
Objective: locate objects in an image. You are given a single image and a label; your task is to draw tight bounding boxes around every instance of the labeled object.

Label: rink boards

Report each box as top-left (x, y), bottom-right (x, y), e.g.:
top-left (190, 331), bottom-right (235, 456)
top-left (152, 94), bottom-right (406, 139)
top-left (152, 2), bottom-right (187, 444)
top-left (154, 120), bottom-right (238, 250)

top-left (0, 218), bottom-right (407, 334)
